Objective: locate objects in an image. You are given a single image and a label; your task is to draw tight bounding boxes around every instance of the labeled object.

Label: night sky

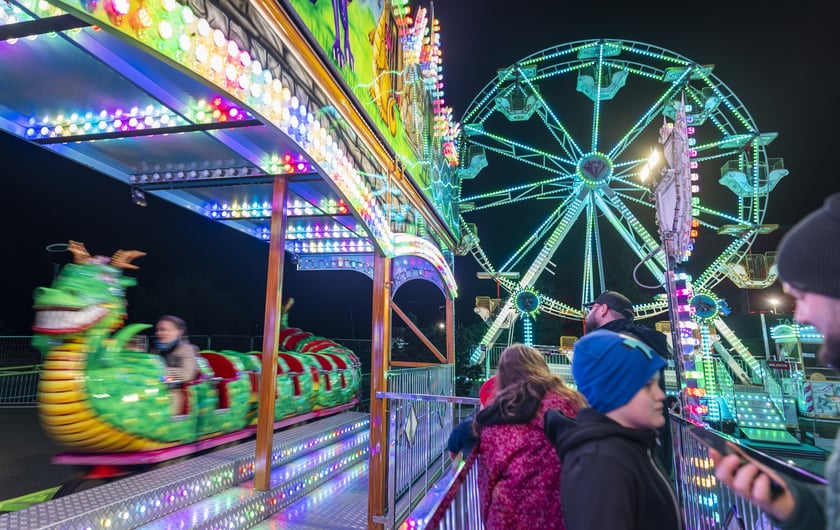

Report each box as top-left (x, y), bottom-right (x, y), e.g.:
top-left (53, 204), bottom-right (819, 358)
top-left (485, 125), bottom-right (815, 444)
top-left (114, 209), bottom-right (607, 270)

top-left (1, 1), bottom-right (835, 342)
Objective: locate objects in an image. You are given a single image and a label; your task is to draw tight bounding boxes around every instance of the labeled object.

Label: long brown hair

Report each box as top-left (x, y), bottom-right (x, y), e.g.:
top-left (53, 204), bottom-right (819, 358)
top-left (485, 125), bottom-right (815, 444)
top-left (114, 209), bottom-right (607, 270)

top-left (475, 344), bottom-right (586, 432)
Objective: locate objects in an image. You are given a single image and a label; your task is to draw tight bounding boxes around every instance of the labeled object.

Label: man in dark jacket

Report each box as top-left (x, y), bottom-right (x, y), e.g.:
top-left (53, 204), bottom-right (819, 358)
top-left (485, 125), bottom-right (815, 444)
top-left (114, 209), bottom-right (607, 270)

top-left (584, 290), bottom-right (673, 475)
top-left (545, 329), bottom-right (682, 530)
top-left (711, 193), bottom-right (840, 530)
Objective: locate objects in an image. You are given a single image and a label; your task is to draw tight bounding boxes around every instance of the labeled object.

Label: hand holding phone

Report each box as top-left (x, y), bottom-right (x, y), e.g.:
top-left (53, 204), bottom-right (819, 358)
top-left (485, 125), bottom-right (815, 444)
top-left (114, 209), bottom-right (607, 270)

top-left (688, 426), bottom-right (786, 500)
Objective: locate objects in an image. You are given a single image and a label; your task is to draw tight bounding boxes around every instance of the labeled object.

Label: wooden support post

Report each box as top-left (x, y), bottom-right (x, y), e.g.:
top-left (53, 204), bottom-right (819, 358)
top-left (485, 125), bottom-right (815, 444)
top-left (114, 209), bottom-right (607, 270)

top-left (254, 175), bottom-right (288, 491)
top-left (367, 252), bottom-right (391, 529)
top-left (390, 300), bottom-right (446, 363)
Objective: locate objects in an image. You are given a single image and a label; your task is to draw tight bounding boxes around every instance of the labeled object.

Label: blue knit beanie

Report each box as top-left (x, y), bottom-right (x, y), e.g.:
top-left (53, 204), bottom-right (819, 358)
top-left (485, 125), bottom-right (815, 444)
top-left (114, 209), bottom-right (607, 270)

top-left (572, 329), bottom-right (666, 414)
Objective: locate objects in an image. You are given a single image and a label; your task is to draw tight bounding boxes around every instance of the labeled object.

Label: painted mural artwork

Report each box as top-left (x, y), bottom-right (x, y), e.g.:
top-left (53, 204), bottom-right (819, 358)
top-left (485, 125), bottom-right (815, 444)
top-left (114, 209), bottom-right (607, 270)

top-left (289, 0), bottom-right (460, 233)
top-left (804, 382), bottom-right (840, 419)
top-left (32, 241), bottom-right (361, 453)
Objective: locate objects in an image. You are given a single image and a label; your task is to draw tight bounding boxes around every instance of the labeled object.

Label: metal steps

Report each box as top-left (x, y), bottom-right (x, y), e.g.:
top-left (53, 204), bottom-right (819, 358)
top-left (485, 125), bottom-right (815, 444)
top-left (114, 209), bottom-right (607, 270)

top-left (251, 461), bottom-right (370, 530)
top-left (734, 389), bottom-right (787, 431)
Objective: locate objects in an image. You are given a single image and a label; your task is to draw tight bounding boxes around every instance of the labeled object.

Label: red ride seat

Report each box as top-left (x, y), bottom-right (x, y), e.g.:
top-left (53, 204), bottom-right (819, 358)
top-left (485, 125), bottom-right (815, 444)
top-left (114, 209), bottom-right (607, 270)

top-left (253, 352), bottom-right (306, 396)
top-left (200, 352), bottom-right (240, 410)
top-left (177, 369), bottom-right (209, 416)
top-left (321, 352), bottom-right (348, 388)
top-left (307, 353), bottom-right (335, 391)
top-left (278, 352), bottom-right (306, 396)
top-left (301, 339), bottom-right (336, 353)
top-left (282, 331), bottom-right (312, 351)
top-left (276, 328), bottom-right (301, 344)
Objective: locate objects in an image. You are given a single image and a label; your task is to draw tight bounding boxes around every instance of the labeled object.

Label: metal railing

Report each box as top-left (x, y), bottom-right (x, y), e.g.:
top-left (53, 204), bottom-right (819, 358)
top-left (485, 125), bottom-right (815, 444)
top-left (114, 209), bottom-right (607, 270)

top-left (0, 336), bottom-right (42, 367)
top-left (377, 377), bottom-right (478, 530)
top-left (401, 410), bottom-right (827, 530)
top-left (0, 365), bottom-right (41, 407)
top-left (672, 413), bottom-right (826, 529)
top-left (399, 451), bottom-right (481, 530)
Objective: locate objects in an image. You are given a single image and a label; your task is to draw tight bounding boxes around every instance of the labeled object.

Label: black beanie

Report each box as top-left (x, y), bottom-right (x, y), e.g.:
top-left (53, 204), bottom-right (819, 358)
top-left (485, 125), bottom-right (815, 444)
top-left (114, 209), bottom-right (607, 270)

top-left (776, 193), bottom-right (840, 298)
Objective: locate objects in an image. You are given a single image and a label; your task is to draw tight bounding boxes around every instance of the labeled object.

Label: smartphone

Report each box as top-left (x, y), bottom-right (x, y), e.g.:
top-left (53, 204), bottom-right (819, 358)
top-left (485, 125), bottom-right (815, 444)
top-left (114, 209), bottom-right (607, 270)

top-left (688, 426), bottom-right (785, 500)
top-left (688, 426), bottom-right (742, 460)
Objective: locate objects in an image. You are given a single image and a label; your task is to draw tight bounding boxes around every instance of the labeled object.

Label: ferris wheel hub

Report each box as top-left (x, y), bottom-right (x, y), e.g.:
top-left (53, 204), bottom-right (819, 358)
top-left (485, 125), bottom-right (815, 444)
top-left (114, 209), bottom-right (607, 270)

top-left (577, 152), bottom-right (613, 188)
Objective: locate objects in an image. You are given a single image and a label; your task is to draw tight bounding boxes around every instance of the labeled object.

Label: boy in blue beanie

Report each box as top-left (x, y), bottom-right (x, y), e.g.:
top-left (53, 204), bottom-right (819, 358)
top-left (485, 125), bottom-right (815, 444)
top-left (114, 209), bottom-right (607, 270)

top-left (544, 329), bottom-right (682, 529)
top-left (584, 290), bottom-right (674, 476)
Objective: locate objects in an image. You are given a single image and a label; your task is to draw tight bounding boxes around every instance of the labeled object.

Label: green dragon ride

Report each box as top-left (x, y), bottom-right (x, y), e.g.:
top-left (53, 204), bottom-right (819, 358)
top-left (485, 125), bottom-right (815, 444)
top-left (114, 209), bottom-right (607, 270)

top-left (32, 241), bottom-right (361, 453)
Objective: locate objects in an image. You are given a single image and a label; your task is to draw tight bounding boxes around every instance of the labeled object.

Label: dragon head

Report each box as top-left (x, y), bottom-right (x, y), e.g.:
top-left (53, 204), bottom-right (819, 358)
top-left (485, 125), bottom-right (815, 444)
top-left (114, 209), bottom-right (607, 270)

top-left (32, 241), bottom-right (146, 336)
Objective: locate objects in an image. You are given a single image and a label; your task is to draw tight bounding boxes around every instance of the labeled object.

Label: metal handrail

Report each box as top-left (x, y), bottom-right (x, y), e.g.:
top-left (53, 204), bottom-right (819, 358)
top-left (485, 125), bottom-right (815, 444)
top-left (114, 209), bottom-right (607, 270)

top-left (399, 450), bottom-right (481, 530)
top-left (397, 406), bottom-right (829, 530)
top-left (376, 388), bottom-right (478, 529)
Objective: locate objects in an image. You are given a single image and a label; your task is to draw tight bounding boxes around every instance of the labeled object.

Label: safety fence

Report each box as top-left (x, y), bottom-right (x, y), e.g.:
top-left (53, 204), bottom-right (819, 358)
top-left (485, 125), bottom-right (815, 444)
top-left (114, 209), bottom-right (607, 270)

top-left (0, 336), bottom-right (43, 407)
top-left (399, 409), bottom-right (828, 530)
top-left (377, 390), bottom-right (475, 529)
top-left (0, 365), bottom-right (40, 407)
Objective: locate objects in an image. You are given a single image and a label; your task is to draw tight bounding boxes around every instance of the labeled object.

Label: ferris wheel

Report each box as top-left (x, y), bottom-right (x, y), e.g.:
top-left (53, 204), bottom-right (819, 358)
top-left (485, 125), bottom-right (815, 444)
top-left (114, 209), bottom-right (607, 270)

top-left (457, 39), bottom-right (787, 370)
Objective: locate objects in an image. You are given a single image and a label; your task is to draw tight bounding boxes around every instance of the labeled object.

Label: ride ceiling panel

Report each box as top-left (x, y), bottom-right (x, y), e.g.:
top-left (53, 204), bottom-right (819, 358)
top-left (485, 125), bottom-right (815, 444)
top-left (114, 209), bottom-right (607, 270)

top-left (0, 22), bottom-right (304, 175)
top-left (71, 133), bottom-right (254, 175)
top-left (0, 15), bottom-right (330, 227)
top-left (0, 30), bottom-right (151, 126)
top-left (0, 0), bottom-right (458, 297)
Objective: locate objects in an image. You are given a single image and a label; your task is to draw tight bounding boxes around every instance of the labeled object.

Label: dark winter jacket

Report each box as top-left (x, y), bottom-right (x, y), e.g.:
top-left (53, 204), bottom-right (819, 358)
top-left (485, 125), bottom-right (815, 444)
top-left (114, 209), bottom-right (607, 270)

top-left (476, 390), bottom-right (581, 530)
top-left (595, 318), bottom-right (671, 358)
top-left (592, 317), bottom-right (673, 473)
top-left (446, 411), bottom-right (478, 457)
top-left (544, 407), bottom-right (683, 530)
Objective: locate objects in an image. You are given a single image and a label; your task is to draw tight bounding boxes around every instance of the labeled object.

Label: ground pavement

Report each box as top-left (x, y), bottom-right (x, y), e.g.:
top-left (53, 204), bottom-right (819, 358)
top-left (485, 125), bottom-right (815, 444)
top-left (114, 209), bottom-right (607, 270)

top-left (0, 408), bottom-right (76, 505)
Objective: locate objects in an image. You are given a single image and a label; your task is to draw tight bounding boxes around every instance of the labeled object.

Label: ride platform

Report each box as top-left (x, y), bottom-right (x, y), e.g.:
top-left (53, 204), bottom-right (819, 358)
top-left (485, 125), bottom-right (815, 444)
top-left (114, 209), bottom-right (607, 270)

top-left (52, 400), bottom-right (359, 467)
top-left (0, 411), bottom-right (371, 530)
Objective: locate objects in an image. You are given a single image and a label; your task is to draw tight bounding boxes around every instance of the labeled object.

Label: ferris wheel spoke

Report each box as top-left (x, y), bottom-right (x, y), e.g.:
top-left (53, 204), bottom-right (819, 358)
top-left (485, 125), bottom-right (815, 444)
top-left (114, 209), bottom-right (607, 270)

top-left (684, 72), bottom-right (757, 139)
top-left (512, 69), bottom-right (586, 160)
top-left (692, 233), bottom-right (755, 291)
top-left (463, 133), bottom-right (573, 174)
top-left (461, 220), bottom-right (497, 275)
top-left (610, 166), bottom-right (658, 194)
top-left (518, 193), bottom-right (587, 287)
top-left (605, 78), bottom-right (685, 161)
top-left (460, 175), bottom-right (575, 211)
top-left (475, 195), bottom-right (589, 352)
top-left (594, 192), bottom-right (667, 283)
top-left (501, 202), bottom-right (568, 271)
top-left (477, 298), bottom-right (518, 355)
top-left (535, 107), bottom-right (585, 160)
top-left (713, 317), bottom-right (762, 381)
top-left (539, 293), bottom-right (585, 319)
top-left (582, 200), bottom-right (606, 306)
top-left (693, 203), bottom-right (747, 228)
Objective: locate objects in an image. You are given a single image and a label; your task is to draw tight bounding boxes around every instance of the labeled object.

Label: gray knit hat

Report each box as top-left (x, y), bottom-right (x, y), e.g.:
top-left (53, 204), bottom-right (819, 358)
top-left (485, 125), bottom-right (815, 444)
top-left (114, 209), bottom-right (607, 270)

top-left (776, 193), bottom-right (840, 298)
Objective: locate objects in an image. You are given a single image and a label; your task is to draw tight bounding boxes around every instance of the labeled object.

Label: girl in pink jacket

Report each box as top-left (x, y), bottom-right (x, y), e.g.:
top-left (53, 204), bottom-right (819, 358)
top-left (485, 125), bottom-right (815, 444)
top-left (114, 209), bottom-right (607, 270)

top-left (474, 344), bottom-right (586, 530)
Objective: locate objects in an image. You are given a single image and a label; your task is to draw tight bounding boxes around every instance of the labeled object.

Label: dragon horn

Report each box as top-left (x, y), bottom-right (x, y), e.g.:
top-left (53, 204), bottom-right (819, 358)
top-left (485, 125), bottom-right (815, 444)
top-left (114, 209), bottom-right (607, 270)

top-left (68, 240), bottom-right (91, 264)
top-left (111, 249), bottom-right (147, 269)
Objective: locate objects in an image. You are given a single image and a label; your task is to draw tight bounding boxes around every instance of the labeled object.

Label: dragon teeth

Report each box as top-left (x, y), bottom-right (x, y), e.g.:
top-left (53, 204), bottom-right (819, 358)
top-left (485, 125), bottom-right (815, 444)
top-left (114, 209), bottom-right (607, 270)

top-left (34, 306), bottom-right (108, 331)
